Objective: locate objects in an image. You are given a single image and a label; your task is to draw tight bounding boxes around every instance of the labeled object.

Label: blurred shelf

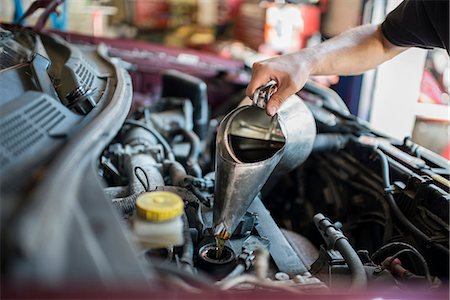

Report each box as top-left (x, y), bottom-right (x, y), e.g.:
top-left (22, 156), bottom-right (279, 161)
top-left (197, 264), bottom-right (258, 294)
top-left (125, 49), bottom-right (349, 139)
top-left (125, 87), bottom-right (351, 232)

top-left (415, 103), bottom-right (450, 122)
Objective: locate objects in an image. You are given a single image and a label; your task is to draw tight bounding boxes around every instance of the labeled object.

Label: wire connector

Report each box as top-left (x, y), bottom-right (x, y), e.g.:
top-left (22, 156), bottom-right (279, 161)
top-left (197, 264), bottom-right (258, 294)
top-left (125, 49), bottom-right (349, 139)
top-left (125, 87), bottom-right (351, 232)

top-left (238, 249), bottom-right (256, 270)
top-left (384, 185), bottom-right (396, 195)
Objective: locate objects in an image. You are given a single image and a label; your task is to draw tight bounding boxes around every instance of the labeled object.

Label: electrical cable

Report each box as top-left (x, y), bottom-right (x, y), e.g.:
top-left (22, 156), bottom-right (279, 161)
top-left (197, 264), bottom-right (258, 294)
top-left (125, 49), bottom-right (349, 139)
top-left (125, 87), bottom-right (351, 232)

top-left (371, 242), bottom-right (432, 283)
top-left (320, 160), bottom-right (393, 243)
top-left (373, 149), bottom-right (449, 256)
top-left (134, 166), bottom-right (150, 192)
top-left (384, 249), bottom-right (432, 284)
top-left (372, 242), bottom-right (425, 262)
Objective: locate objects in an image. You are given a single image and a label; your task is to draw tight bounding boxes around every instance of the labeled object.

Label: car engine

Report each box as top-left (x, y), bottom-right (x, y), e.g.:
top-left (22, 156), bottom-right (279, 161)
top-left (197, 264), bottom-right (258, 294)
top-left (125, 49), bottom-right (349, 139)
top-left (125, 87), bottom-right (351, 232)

top-left (1, 25), bottom-right (449, 297)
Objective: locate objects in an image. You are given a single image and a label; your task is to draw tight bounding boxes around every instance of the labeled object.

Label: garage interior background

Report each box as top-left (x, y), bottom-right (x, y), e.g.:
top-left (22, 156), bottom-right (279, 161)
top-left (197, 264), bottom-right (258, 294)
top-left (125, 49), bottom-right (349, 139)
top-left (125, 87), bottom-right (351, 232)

top-left (1, 0), bottom-right (448, 158)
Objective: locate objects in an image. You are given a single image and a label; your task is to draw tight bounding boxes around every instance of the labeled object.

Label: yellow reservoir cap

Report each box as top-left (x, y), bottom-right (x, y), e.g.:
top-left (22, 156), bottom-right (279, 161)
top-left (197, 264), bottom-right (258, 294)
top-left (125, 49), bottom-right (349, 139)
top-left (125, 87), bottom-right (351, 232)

top-left (136, 191), bottom-right (184, 222)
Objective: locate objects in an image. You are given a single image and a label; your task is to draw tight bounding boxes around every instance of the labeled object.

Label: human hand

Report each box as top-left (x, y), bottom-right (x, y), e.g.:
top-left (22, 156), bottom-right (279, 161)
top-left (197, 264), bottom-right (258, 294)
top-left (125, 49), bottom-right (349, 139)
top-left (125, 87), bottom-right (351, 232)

top-left (245, 53), bottom-right (311, 116)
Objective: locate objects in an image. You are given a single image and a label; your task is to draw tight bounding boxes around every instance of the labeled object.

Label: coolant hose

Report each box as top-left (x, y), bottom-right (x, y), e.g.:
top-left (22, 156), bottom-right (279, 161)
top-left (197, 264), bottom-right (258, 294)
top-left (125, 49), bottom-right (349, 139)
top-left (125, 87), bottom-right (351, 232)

top-left (335, 238), bottom-right (367, 290)
top-left (312, 134), bottom-right (350, 152)
top-left (303, 80), bottom-right (350, 115)
top-left (314, 213), bottom-right (367, 290)
top-left (166, 160), bottom-right (188, 187)
top-left (170, 128), bottom-right (202, 178)
top-left (180, 213), bottom-right (194, 273)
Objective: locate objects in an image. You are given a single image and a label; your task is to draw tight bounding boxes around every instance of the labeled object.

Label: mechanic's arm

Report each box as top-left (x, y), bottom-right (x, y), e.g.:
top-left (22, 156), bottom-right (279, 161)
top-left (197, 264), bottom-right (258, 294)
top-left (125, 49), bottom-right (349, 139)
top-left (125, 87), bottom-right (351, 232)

top-left (246, 24), bottom-right (407, 116)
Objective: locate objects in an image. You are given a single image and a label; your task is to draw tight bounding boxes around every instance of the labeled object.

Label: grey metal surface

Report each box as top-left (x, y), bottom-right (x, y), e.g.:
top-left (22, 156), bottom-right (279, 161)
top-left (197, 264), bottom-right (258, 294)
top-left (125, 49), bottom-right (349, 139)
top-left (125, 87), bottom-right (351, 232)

top-left (273, 95), bottom-right (317, 175)
top-left (30, 54), bottom-right (60, 101)
top-left (281, 229), bottom-right (319, 268)
top-left (10, 43), bottom-right (150, 285)
top-left (213, 94), bottom-right (316, 238)
top-left (0, 91), bottom-right (81, 184)
top-left (249, 197), bottom-right (308, 276)
top-left (0, 34), bottom-right (31, 69)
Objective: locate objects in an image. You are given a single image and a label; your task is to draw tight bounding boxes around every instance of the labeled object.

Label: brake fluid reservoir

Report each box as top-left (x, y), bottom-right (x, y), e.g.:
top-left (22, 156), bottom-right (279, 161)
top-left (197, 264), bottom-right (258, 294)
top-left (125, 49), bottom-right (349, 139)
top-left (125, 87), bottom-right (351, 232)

top-left (132, 191), bottom-right (184, 249)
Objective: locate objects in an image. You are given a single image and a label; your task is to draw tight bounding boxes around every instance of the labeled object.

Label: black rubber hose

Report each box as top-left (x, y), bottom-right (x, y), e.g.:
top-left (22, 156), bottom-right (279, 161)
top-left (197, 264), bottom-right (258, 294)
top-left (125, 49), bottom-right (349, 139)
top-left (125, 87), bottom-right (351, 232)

top-left (374, 149), bottom-right (449, 256)
top-left (303, 80), bottom-right (350, 115)
top-left (312, 134), bottom-right (350, 153)
top-left (314, 213), bottom-right (367, 290)
top-left (335, 239), bottom-right (368, 290)
top-left (170, 128), bottom-right (201, 162)
top-left (180, 213), bottom-right (194, 273)
top-left (165, 160), bottom-right (188, 187)
top-left (124, 120), bottom-right (175, 161)
top-left (189, 185), bottom-right (211, 207)
top-left (170, 128), bottom-right (202, 178)
top-left (163, 161), bottom-right (211, 206)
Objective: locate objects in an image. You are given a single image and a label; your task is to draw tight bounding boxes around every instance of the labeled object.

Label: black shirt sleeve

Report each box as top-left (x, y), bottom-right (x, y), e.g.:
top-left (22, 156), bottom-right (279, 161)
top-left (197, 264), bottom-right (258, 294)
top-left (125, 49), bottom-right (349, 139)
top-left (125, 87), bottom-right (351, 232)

top-left (381, 0), bottom-right (449, 54)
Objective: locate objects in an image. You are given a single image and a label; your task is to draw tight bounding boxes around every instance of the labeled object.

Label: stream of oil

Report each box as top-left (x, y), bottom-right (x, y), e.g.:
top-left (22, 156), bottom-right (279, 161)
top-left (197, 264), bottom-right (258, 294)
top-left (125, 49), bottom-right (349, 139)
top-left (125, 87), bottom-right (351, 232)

top-left (215, 236), bottom-right (225, 259)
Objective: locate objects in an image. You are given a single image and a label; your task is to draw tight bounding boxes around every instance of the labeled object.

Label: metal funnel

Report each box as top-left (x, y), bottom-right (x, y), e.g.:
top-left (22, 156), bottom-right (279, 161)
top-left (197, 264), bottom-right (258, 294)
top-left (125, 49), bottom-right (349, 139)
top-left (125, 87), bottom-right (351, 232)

top-left (213, 94), bottom-right (316, 239)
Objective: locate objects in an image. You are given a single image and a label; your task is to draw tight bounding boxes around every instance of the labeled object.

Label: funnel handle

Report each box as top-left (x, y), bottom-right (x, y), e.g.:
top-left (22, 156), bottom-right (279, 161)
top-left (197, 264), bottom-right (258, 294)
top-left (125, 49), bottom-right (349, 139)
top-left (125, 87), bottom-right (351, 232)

top-left (252, 80), bottom-right (277, 109)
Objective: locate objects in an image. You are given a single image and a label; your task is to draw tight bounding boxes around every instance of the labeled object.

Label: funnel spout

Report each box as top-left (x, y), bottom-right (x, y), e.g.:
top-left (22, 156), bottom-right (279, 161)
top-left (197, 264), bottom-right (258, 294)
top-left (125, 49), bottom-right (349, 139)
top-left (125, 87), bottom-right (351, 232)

top-left (213, 147), bottom-right (283, 238)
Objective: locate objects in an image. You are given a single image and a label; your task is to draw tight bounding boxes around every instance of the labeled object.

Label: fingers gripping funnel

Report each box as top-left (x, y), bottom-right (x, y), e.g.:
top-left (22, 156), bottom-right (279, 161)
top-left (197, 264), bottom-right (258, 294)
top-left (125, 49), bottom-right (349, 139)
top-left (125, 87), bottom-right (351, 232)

top-left (213, 95), bottom-right (316, 239)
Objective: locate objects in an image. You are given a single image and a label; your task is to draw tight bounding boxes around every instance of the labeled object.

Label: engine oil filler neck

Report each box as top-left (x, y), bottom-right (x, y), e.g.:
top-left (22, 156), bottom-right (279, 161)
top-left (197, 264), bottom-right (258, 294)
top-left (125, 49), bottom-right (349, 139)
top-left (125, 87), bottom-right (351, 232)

top-left (199, 244), bottom-right (235, 265)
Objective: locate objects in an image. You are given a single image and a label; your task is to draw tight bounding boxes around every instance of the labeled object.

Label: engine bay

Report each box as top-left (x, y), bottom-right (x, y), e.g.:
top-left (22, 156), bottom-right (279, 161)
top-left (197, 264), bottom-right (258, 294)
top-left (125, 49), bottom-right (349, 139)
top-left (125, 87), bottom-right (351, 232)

top-left (1, 25), bottom-right (449, 297)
